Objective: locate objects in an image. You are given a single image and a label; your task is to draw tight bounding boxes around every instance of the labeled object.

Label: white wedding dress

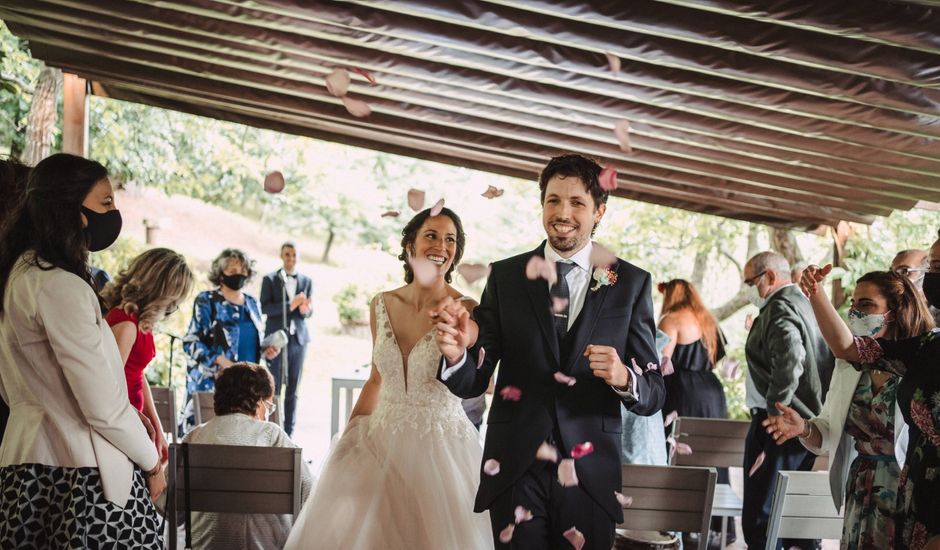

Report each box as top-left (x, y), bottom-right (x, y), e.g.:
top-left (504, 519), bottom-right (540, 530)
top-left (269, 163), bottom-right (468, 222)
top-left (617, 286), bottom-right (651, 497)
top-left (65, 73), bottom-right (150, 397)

top-left (284, 295), bottom-right (493, 549)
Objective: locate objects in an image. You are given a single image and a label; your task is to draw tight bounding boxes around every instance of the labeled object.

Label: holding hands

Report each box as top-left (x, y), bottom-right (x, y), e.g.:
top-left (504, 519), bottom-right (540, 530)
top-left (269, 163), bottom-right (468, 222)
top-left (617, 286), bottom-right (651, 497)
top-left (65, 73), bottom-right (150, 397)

top-left (431, 297), bottom-right (478, 365)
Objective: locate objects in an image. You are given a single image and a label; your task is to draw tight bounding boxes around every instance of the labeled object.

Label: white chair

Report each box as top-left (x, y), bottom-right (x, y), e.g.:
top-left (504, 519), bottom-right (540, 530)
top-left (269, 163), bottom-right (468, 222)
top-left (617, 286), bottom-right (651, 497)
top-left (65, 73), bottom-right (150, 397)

top-left (330, 377), bottom-right (365, 436)
top-left (764, 470), bottom-right (843, 550)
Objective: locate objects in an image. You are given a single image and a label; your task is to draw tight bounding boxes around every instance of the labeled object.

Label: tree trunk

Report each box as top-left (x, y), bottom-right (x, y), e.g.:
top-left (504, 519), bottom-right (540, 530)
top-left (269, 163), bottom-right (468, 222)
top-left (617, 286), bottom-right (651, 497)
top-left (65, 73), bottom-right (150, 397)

top-left (322, 228), bottom-right (336, 263)
top-left (714, 223), bottom-right (763, 321)
top-left (21, 67), bottom-right (61, 166)
top-left (770, 227), bottom-right (804, 266)
top-left (689, 248), bottom-right (709, 288)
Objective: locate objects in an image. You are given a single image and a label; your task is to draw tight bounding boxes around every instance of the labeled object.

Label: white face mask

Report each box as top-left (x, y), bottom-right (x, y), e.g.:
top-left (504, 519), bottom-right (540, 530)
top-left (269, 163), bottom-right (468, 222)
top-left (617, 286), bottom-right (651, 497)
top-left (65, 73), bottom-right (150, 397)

top-left (846, 309), bottom-right (887, 337)
top-left (746, 284), bottom-right (767, 310)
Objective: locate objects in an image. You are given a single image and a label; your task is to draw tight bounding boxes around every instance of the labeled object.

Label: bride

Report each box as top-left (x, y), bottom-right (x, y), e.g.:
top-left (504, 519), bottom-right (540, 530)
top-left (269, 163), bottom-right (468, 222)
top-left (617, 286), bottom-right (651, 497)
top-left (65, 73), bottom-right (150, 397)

top-left (285, 207), bottom-right (493, 549)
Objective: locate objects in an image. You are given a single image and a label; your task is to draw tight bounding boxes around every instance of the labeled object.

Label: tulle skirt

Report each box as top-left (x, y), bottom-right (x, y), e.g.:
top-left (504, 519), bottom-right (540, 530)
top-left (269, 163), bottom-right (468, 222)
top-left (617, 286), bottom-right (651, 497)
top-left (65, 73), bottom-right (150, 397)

top-left (284, 414), bottom-right (493, 549)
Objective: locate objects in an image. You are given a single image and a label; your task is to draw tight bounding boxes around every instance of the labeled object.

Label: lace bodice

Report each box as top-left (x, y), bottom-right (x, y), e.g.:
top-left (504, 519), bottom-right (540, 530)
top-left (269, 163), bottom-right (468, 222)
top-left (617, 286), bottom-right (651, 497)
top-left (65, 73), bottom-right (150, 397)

top-left (369, 294), bottom-right (476, 440)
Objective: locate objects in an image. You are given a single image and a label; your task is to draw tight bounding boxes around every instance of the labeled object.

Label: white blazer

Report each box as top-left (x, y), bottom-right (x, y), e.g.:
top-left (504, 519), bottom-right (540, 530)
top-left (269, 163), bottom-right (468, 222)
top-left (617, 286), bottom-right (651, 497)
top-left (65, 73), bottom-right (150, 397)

top-left (0, 255), bottom-right (159, 506)
top-left (801, 358), bottom-right (908, 510)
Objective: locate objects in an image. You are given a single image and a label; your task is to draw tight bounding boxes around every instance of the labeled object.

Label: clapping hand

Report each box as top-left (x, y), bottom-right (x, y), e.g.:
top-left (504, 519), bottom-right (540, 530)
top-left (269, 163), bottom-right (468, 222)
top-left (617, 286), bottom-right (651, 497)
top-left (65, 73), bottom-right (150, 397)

top-left (290, 292), bottom-right (307, 311)
top-left (263, 346), bottom-right (279, 360)
top-left (800, 264), bottom-right (832, 297)
top-left (761, 402), bottom-right (806, 445)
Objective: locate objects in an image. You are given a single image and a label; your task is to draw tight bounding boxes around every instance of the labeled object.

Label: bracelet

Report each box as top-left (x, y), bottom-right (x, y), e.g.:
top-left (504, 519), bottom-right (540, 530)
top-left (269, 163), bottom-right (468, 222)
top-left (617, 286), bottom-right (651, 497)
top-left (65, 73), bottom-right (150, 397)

top-left (799, 420), bottom-right (813, 439)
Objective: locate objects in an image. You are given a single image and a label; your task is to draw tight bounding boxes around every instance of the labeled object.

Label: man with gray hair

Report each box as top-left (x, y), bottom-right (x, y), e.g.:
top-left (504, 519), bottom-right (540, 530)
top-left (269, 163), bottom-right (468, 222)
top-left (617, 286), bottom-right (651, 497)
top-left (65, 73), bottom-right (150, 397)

top-left (891, 248), bottom-right (928, 288)
top-left (740, 251), bottom-right (833, 550)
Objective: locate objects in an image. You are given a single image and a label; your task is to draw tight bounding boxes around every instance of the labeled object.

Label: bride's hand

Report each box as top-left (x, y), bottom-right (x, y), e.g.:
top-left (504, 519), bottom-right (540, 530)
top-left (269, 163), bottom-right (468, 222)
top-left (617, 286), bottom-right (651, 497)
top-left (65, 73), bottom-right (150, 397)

top-left (433, 301), bottom-right (473, 364)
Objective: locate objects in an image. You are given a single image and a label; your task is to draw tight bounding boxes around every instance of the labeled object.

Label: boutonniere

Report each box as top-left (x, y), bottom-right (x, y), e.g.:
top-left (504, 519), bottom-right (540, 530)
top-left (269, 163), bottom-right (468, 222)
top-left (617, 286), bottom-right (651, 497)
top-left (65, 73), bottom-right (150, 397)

top-left (591, 267), bottom-right (618, 291)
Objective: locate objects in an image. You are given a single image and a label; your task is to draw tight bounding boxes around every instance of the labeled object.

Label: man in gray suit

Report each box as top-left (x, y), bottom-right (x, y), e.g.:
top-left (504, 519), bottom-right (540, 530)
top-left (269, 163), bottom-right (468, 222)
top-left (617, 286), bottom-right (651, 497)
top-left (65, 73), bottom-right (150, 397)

top-left (741, 251), bottom-right (833, 550)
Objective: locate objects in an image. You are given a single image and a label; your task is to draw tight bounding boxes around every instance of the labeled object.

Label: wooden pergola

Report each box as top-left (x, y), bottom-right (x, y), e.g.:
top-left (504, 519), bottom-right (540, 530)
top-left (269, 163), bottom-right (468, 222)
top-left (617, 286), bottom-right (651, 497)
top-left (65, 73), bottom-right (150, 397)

top-left (3, 0), bottom-right (940, 230)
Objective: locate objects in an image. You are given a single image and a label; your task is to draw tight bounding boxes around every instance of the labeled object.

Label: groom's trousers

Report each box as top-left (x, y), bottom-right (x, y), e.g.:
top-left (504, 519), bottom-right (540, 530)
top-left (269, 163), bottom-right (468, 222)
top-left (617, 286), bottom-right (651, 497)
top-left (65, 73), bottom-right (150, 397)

top-left (489, 458), bottom-right (615, 550)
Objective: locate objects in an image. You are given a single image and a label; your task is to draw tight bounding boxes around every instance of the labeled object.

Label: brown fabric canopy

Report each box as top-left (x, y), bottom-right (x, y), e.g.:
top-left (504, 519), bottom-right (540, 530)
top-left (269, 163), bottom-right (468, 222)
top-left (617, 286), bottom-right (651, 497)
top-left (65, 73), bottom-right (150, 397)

top-left (4, 0), bottom-right (940, 228)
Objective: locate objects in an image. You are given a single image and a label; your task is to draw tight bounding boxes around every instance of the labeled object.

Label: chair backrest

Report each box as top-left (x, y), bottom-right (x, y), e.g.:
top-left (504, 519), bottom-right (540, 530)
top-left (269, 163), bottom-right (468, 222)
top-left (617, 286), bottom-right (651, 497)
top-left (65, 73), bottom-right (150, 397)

top-left (150, 386), bottom-right (178, 444)
top-left (166, 443), bottom-right (303, 550)
top-left (670, 417), bottom-right (750, 468)
top-left (765, 470), bottom-right (843, 550)
top-left (192, 391), bottom-right (216, 425)
top-left (619, 464), bottom-right (717, 550)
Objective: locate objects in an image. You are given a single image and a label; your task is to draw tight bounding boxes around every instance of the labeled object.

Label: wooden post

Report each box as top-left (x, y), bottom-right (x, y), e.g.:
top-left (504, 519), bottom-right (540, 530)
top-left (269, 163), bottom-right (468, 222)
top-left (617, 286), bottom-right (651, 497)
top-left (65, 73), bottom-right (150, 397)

top-left (831, 221), bottom-right (851, 308)
top-left (62, 73), bottom-right (88, 157)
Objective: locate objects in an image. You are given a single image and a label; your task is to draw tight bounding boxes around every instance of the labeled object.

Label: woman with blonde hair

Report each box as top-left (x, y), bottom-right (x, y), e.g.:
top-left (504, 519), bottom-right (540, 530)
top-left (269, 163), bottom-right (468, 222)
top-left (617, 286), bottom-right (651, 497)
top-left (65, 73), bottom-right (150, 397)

top-left (102, 247), bottom-right (194, 462)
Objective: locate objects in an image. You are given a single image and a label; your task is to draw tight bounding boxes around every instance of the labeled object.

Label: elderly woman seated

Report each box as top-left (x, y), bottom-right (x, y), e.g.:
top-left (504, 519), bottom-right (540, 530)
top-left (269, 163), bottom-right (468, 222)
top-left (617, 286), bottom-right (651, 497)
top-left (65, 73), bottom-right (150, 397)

top-left (183, 362), bottom-right (313, 550)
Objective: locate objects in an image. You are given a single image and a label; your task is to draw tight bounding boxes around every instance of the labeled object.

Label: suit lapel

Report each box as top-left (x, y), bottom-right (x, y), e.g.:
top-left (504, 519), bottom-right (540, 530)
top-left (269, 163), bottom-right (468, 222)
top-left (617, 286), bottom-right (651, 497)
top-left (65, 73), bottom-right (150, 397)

top-left (563, 262), bottom-right (614, 373)
top-left (523, 245), bottom-right (560, 368)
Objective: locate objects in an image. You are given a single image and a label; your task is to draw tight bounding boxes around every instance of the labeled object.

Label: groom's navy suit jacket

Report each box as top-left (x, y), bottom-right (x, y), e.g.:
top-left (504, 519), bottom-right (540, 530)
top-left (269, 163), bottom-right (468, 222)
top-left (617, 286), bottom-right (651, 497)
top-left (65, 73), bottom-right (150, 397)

top-left (438, 243), bottom-right (665, 522)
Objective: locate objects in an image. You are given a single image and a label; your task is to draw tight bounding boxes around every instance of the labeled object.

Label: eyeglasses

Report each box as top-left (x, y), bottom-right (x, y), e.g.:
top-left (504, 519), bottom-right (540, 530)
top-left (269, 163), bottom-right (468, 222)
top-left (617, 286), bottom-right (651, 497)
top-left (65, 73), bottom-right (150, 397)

top-left (263, 400), bottom-right (277, 414)
top-left (743, 271), bottom-right (767, 287)
top-left (893, 267), bottom-right (927, 277)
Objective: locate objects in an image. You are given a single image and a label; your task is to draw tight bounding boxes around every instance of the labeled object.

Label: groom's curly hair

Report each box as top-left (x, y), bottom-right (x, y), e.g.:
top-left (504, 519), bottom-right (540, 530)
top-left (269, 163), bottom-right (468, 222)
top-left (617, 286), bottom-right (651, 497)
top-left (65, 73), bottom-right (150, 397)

top-left (398, 207), bottom-right (466, 284)
top-left (538, 154), bottom-right (610, 209)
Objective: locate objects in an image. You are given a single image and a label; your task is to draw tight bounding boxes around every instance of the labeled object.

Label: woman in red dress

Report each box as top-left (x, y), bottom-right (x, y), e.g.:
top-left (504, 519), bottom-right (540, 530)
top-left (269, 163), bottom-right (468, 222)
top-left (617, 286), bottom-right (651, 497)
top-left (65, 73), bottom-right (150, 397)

top-left (101, 248), bottom-right (194, 462)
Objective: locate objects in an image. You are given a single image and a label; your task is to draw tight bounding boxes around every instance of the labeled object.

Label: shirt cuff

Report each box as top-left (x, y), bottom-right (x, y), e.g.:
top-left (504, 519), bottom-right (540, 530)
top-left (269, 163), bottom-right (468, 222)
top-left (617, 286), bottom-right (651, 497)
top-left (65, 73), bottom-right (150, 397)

top-left (440, 350), bottom-right (468, 381)
top-left (612, 367), bottom-right (639, 401)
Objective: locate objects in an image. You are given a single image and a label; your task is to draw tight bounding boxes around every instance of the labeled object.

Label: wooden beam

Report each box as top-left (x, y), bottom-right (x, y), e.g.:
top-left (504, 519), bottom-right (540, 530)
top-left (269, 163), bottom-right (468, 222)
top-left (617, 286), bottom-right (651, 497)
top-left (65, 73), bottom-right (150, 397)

top-left (62, 72), bottom-right (87, 157)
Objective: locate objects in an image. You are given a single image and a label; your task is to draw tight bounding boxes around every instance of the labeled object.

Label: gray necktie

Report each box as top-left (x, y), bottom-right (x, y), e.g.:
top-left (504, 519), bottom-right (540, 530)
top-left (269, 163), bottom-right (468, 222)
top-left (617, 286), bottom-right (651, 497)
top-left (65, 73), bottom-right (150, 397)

top-left (552, 261), bottom-right (576, 340)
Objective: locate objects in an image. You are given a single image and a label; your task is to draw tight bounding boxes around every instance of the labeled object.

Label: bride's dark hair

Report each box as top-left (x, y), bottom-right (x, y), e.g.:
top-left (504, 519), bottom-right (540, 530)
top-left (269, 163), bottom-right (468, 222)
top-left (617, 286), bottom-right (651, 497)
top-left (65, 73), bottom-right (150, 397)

top-left (398, 207), bottom-right (466, 284)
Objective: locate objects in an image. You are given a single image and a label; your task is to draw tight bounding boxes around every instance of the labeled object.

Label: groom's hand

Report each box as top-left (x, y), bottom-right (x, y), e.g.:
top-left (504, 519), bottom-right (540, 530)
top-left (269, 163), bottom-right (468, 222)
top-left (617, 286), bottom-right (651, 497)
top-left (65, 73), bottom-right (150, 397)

top-left (432, 297), bottom-right (472, 365)
top-left (585, 345), bottom-right (631, 388)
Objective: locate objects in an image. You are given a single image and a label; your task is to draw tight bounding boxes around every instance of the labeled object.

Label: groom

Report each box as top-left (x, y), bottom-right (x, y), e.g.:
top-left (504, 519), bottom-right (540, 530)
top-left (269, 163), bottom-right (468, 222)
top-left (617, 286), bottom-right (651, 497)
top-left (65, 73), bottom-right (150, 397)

top-left (435, 154), bottom-right (665, 549)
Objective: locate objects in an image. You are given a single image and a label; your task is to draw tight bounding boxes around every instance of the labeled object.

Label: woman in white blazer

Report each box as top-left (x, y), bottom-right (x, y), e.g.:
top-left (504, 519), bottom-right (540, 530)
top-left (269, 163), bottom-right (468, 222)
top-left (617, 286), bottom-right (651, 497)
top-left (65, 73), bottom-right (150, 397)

top-left (0, 154), bottom-right (165, 548)
top-left (764, 271), bottom-right (934, 550)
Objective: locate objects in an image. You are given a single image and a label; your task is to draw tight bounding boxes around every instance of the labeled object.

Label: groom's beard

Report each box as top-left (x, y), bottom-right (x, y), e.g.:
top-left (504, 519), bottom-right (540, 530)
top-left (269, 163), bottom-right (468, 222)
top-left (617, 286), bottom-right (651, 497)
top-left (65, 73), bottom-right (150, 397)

top-left (548, 232), bottom-right (586, 253)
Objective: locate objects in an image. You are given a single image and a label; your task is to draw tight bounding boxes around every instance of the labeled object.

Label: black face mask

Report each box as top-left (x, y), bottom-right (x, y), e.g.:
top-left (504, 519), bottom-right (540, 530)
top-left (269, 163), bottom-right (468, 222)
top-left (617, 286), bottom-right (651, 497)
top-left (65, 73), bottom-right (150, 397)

top-left (923, 272), bottom-right (940, 309)
top-left (221, 273), bottom-right (248, 290)
top-left (81, 206), bottom-right (122, 252)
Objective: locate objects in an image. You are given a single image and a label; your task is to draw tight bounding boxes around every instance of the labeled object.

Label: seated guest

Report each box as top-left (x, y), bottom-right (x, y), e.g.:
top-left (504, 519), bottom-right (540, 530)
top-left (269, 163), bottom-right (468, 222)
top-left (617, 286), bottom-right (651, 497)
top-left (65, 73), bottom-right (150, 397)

top-left (182, 362), bottom-right (313, 550)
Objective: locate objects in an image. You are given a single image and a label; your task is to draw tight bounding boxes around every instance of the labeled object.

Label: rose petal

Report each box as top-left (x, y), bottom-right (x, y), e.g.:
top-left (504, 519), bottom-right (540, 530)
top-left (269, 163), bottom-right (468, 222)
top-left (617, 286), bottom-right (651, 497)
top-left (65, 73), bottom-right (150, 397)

top-left (557, 458), bottom-right (579, 487)
top-left (263, 171), bottom-right (285, 194)
top-left (630, 357), bottom-right (643, 376)
top-left (325, 68), bottom-right (350, 97)
top-left (563, 526), bottom-right (585, 550)
top-left (484, 459), bottom-right (501, 476)
top-left (536, 442), bottom-right (559, 463)
top-left (341, 96), bottom-right (371, 117)
top-left (663, 410), bottom-right (678, 429)
top-left (661, 356), bottom-right (675, 376)
top-left (350, 66), bottom-right (377, 86)
top-left (720, 357), bottom-right (740, 380)
top-left (381, 210), bottom-right (400, 218)
top-left (476, 347), bottom-right (485, 369)
top-left (598, 164), bottom-right (618, 191)
top-left (407, 188), bottom-right (426, 212)
top-left (551, 296), bottom-right (569, 314)
top-left (571, 442), bottom-right (594, 459)
top-left (614, 119), bottom-right (632, 153)
top-left (499, 523), bottom-right (515, 543)
top-left (553, 371), bottom-right (576, 386)
top-left (646, 361), bottom-right (658, 371)
top-left (666, 435), bottom-right (677, 461)
top-left (499, 385), bottom-right (522, 402)
top-left (749, 451), bottom-right (766, 478)
top-left (615, 491), bottom-right (633, 507)
top-left (429, 198), bottom-right (445, 216)
top-left (481, 185), bottom-right (505, 199)
top-left (408, 254), bottom-right (438, 287)
top-left (514, 506), bottom-right (533, 524)
top-left (589, 243), bottom-right (617, 269)
top-left (457, 263), bottom-right (491, 284)
top-left (525, 256), bottom-right (557, 285)
top-left (676, 442), bottom-right (693, 456)
top-left (605, 51), bottom-right (621, 73)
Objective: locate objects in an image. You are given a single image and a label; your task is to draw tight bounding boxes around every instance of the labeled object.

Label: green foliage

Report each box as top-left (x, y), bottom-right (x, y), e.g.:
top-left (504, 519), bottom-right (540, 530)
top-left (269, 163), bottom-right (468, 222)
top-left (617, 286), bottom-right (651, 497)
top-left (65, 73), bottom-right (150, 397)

top-left (0, 21), bottom-right (44, 157)
top-left (841, 209), bottom-right (940, 288)
top-left (332, 284), bottom-right (372, 327)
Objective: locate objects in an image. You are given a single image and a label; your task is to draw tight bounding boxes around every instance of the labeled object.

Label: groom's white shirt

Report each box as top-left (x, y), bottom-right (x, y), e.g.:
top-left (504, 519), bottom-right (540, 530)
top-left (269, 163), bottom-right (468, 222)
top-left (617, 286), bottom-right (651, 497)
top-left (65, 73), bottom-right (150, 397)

top-left (441, 241), bottom-right (638, 399)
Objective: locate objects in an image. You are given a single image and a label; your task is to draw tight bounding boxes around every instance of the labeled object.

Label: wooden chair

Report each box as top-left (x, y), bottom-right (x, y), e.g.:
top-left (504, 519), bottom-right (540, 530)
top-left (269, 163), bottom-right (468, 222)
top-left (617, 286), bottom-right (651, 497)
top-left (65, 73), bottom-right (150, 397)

top-left (191, 391), bottom-right (216, 426)
top-left (166, 443), bottom-right (304, 550)
top-left (150, 386), bottom-right (178, 444)
top-left (765, 471), bottom-right (843, 550)
top-left (618, 464), bottom-right (717, 550)
top-left (670, 417), bottom-right (750, 547)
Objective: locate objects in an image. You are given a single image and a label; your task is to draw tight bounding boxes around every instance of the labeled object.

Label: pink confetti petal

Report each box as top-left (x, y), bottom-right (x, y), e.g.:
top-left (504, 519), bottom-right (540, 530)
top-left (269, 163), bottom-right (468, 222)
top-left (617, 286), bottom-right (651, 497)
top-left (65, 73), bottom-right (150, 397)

top-left (408, 254), bottom-right (438, 287)
top-left (614, 119), bottom-right (632, 153)
top-left (589, 243), bottom-right (617, 269)
top-left (381, 210), bottom-right (400, 218)
top-left (676, 442), bottom-right (693, 456)
top-left (407, 188), bottom-right (426, 212)
top-left (749, 451), bottom-right (766, 478)
top-left (630, 357), bottom-right (643, 376)
top-left (481, 185), bottom-right (505, 199)
top-left (661, 356), bottom-right (675, 376)
top-left (563, 526), bottom-right (585, 550)
top-left (720, 357), bottom-right (740, 380)
top-left (536, 442), bottom-right (559, 463)
top-left (484, 459), bottom-right (501, 476)
top-left (553, 371), bottom-right (576, 386)
top-left (499, 385), bottom-right (522, 402)
top-left (457, 263), bottom-right (490, 284)
top-left (615, 491), bottom-right (633, 507)
top-left (263, 171), bottom-right (285, 194)
top-left (476, 347), bottom-right (485, 369)
top-left (499, 524), bottom-right (515, 543)
top-left (557, 458), bottom-right (579, 487)
top-left (551, 296), bottom-right (569, 314)
top-left (429, 198), bottom-right (445, 216)
top-left (646, 361), bottom-right (659, 371)
top-left (514, 506), bottom-right (533, 524)
top-left (605, 51), bottom-right (621, 73)
top-left (598, 164), bottom-right (618, 191)
top-left (325, 68), bottom-right (350, 97)
top-left (663, 410), bottom-right (678, 429)
top-left (571, 442), bottom-right (594, 459)
top-left (525, 256), bottom-right (557, 285)
top-left (341, 96), bottom-right (371, 117)
top-left (350, 66), bottom-right (377, 86)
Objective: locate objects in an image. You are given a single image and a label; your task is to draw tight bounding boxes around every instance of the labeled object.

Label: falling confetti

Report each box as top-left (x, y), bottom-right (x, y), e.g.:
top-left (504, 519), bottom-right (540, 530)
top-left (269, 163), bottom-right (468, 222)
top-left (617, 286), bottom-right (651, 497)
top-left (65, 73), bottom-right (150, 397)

top-left (499, 386), bottom-right (522, 402)
top-left (499, 524), bottom-right (515, 543)
top-left (525, 256), bottom-right (557, 286)
top-left (429, 198), bottom-right (445, 216)
top-left (615, 492), bottom-right (633, 507)
top-left (484, 459), bottom-right (501, 476)
top-left (457, 263), bottom-right (491, 284)
top-left (749, 451), bottom-right (766, 478)
top-left (630, 357), bottom-right (643, 376)
top-left (551, 296), bottom-right (569, 314)
top-left (599, 164), bottom-right (618, 191)
top-left (553, 371), bottom-right (576, 386)
top-left (663, 410), bottom-right (678, 429)
top-left (536, 442), bottom-right (559, 463)
top-left (350, 67), bottom-right (377, 85)
top-left (342, 96), bottom-right (371, 117)
top-left (661, 356), bottom-right (674, 376)
top-left (407, 188), bottom-right (426, 212)
top-left (325, 68), bottom-right (350, 97)
top-left (476, 347), bottom-right (485, 369)
top-left (263, 171), bottom-right (285, 194)
top-left (605, 51), bottom-right (621, 73)
top-left (676, 442), bottom-right (693, 456)
top-left (720, 357), bottom-right (740, 380)
top-left (381, 210), bottom-right (400, 218)
top-left (571, 442), bottom-right (594, 459)
top-left (614, 119), bottom-right (632, 153)
top-left (408, 254), bottom-right (438, 287)
top-left (557, 458), bottom-right (579, 487)
top-left (481, 185), bottom-right (505, 199)
top-left (589, 243), bottom-right (617, 269)
top-left (514, 506), bottom-right (533, 524)
top-left (563, 526), bottom-right (585, 550)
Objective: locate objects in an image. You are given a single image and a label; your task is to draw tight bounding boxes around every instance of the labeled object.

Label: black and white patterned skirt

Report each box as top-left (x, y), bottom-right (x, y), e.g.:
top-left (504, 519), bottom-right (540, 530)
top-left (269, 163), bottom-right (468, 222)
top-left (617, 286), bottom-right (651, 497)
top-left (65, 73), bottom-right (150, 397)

top-left (0, 463), bottom-right (163, 549)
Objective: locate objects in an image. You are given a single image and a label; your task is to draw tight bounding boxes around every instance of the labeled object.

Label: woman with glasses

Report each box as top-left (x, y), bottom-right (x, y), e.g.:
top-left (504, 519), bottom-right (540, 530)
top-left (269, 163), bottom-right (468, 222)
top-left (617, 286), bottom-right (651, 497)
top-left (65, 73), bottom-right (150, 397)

top-left (181, 362), bottom-right (313, 550)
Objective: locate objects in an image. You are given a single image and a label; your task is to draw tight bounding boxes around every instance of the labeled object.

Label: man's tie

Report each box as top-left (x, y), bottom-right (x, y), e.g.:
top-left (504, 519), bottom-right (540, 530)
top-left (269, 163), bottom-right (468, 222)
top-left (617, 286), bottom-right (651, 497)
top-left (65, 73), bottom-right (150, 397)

top-left (552, 261), bottom-right (576, 341)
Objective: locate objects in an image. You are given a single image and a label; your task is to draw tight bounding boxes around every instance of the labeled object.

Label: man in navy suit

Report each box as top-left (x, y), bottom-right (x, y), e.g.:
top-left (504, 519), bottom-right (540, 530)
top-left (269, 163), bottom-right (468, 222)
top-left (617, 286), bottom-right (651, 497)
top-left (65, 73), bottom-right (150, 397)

top-left (260, 241), bottom-right (313, 436)
top-left (435, 154), bottom-right (665, 549)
